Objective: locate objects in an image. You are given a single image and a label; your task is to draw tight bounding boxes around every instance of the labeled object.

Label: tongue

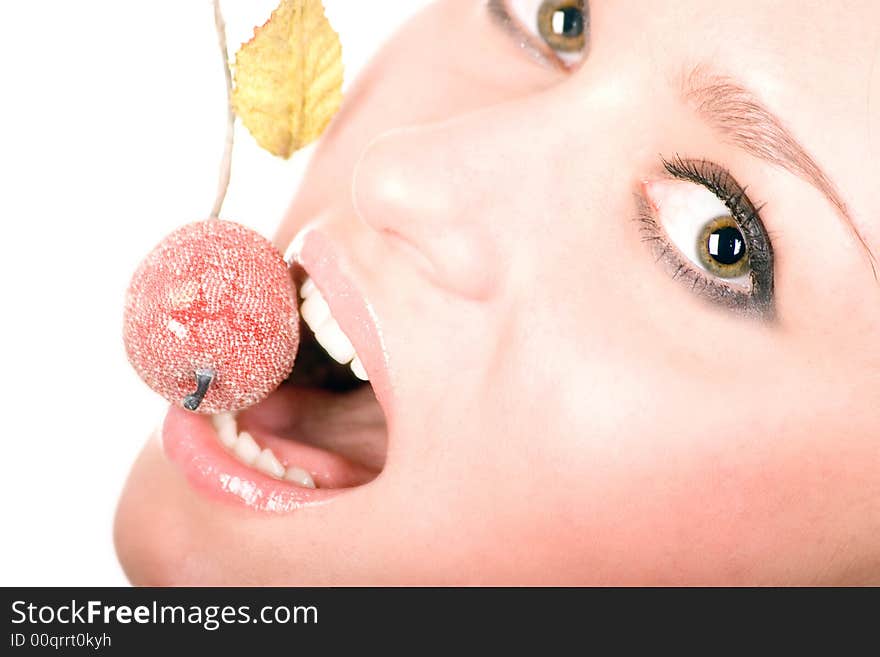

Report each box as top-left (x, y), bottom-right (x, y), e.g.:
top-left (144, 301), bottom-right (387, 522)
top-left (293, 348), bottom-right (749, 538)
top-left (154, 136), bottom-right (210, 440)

top-left (237, 383), bottom-right (387, 474)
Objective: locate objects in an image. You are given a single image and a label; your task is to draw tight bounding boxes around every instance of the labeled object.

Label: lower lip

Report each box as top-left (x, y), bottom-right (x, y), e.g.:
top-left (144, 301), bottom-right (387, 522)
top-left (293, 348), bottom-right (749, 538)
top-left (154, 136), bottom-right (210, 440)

top-left (161, 406), bottom-right (343, 512)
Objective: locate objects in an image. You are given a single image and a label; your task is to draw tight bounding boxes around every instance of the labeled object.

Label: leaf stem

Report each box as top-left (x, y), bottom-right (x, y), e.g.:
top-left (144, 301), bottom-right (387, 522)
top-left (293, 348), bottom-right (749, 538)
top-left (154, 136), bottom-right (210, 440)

top-left (210, 0), bottom-right (235, 220)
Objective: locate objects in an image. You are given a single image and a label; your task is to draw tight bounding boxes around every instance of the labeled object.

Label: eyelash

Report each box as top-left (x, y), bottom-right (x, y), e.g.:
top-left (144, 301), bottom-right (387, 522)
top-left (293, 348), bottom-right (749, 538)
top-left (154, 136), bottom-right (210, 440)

top-left (635, 157), bottom-right (776, 319)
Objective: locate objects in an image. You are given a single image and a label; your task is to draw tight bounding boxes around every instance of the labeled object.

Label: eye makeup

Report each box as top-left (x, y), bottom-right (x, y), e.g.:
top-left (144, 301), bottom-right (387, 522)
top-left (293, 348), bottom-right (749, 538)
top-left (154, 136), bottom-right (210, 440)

top-left (637, 157), bottom-right (775, 320)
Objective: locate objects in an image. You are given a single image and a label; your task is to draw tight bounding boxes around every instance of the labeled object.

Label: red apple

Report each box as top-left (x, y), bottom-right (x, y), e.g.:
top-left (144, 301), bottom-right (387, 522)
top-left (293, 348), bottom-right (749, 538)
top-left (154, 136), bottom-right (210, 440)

top-left (123, 219), bottom-right (299, 413)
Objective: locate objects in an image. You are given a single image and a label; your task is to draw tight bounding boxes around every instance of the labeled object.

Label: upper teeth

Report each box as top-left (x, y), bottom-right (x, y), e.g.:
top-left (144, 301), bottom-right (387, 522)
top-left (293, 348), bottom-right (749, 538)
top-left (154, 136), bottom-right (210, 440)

top-left (211, 413), bottom-right (316, 489)
top-left (300, 277), bottom-right (369, 381)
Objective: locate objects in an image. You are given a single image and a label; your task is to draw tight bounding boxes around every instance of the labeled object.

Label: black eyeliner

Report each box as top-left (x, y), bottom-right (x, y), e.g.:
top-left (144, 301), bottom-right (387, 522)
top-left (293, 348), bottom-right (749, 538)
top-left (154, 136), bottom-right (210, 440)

top-left (662, 157), bottom-right (775, 318)
top-left (637, 157), bottom-right (776, 320)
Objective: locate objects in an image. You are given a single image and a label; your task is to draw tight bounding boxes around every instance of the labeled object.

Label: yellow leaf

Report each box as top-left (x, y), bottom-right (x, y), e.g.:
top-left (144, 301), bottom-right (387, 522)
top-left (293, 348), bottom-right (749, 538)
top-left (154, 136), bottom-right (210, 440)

top-left (232, 0), bottom-right (343, 158)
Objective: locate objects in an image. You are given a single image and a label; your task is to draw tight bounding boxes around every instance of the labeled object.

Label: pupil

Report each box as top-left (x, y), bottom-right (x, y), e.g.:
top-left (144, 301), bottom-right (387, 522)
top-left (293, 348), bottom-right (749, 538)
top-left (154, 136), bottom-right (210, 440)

top-left (551, 8), bottom-right (584, 37)
top-left (707, 226), bottom-right (746, 265)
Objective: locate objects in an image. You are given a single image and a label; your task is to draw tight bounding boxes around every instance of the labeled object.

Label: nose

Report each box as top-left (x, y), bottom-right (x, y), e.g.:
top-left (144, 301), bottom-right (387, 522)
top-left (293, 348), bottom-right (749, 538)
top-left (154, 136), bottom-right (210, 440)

top-left (352, 113), bottom-right (508, 301)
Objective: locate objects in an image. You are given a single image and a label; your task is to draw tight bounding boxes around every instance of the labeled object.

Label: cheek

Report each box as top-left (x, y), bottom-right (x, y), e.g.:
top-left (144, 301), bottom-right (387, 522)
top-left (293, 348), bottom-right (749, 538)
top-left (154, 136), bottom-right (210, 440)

top-left (470, 277), bottom-right (868, 582)
top-left (455, 396), bottom-right (807, 583)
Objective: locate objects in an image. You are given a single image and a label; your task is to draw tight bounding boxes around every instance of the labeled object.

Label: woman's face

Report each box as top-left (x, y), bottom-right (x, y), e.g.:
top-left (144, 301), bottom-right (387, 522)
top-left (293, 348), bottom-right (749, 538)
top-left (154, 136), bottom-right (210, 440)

top-left (115, 0), bottom-right (880, 584)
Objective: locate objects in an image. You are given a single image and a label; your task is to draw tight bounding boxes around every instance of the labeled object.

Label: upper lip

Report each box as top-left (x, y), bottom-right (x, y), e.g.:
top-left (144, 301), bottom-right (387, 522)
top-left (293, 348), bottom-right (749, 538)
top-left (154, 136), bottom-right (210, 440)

top-left (286, 224), bottom-right (395, 427)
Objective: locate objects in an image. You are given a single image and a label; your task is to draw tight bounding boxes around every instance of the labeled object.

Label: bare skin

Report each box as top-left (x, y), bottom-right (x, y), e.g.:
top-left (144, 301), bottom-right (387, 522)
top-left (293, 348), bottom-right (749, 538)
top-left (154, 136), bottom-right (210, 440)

top-left (115, 0), bottom-right (880, 585)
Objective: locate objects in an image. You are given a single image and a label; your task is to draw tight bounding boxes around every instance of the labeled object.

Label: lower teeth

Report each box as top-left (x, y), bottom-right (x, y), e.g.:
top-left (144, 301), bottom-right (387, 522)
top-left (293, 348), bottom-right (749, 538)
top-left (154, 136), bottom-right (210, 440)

top-left (211, 413), bottom-right (316, 489)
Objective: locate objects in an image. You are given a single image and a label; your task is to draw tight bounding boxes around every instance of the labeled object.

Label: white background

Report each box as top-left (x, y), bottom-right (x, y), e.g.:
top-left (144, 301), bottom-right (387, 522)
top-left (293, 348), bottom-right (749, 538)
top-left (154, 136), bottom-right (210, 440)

top-left (0, 0), bottom-right (430, 585)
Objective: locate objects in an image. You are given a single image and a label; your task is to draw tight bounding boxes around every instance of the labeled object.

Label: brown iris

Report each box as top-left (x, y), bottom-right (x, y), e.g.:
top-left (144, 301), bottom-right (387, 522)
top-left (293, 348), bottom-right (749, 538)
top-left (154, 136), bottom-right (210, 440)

top-left (537, 0), bottom-right (586, 53)
top-left (697, 216), bottom-right (749, 278)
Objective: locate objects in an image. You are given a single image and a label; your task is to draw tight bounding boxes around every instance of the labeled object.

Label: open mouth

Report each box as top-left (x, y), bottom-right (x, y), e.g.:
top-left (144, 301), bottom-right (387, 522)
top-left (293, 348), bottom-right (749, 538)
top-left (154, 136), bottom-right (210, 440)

top-left (215, 269), bottom-right (386, 489)
top-left (161, 230), bottom-right (391, 511)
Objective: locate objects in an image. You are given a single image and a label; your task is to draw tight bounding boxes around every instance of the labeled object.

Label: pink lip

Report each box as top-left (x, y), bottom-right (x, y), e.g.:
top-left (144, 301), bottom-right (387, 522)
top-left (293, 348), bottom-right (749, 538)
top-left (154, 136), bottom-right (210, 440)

top-left (290, 227), bottom-right (394, 413)
top-left (160, 226), bottom-right (392, 513)
top-left (162, 407), bottom-right (341, 511)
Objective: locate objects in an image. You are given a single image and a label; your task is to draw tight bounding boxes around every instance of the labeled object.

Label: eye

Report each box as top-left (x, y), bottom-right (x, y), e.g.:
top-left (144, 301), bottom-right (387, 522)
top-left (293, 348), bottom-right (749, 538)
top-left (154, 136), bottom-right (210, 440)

top-left (637, 158), bottom-right (775, 318)
top-left (488, 0), bottom-right (590, 69)
top-left (643, 177), bottom-right (751, 287)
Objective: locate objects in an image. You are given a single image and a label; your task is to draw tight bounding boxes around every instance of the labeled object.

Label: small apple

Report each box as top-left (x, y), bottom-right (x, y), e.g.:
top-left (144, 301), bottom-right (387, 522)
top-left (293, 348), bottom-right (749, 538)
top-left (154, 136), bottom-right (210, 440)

top-left (123, 219), bottom-right (299, 413)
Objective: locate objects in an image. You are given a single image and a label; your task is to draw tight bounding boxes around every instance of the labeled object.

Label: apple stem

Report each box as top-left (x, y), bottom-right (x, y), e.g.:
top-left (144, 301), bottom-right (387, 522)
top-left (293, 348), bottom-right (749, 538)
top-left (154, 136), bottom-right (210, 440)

top-left (209, 0), bottom-right (234, 220)
top-left (183, 369), bottom-right (215, 411)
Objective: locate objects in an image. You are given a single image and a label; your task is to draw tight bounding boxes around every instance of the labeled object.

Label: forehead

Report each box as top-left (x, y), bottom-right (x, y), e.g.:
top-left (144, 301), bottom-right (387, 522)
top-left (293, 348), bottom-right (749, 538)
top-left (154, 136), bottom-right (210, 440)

top-left (597, 0), bottom-right (880, 244)
top-left (623, 0), bottom-right (879, 110)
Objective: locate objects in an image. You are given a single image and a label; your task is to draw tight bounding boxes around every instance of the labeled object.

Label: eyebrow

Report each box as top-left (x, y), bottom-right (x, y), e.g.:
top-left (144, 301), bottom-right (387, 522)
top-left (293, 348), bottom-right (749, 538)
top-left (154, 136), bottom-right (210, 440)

top-left (681, 64), bottom-right (877, 277)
